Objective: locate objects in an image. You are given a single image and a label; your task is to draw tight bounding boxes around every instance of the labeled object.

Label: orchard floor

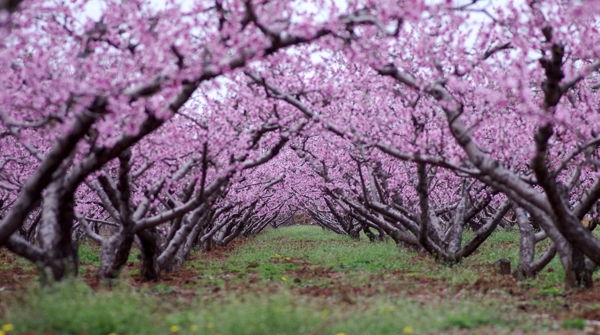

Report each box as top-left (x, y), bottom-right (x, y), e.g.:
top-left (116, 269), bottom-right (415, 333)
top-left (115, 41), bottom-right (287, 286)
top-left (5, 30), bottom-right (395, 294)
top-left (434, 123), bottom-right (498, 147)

top-left (2, 226), bottom-right (600, 334)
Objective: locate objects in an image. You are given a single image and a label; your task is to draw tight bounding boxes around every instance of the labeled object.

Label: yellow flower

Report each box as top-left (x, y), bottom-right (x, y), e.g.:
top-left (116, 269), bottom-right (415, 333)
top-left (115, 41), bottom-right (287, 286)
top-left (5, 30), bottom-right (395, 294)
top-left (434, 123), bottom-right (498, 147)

top-left (388, 306), bottom-right (395, 312)
top-left (275, 253), bottom-right (281, 258)
top-left (108, 333), bottom-right (117, 335)
top-left (336, 333), bottom-right (346, 335)
top-left (281, 277), bottom-right (287, 281)
top-left (0, 331), bottom-right (5, 335)
top-left (190, 324), bottom-right (199, 332)
top-left (170, 325), bottom-right (180, 333)
top-left (207, 322), bottom-right (214, 329)
top-left (2, 325), bottom-right (13, 332)
top-left (403, 326), bottom-right (414, 334)
top-left (285, 257), bottom-right (291, 261)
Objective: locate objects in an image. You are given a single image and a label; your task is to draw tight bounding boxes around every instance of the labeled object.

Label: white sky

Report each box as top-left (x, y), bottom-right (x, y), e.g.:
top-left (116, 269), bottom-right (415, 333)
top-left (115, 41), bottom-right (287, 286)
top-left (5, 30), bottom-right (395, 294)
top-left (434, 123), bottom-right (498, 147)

top-left (82, 0), bottom-right (507, 23)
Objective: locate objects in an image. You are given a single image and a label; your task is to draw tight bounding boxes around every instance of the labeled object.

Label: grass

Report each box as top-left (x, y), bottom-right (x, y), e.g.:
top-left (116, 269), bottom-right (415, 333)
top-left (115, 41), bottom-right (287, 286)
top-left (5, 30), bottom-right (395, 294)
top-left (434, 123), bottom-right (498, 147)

top-left (224, 226), bottom-right (414, 272)
top-left (1, 281), bottom-right (160, 335)
top-left (78, 243), bottom-right (101, 267)
top-left (196, 226), bottom-right (565, 289)
top-left (561, 318), bottom-right (586, 329)
top-left (0, 225), bottom-right (593, 334)
top-left (0, 285), bottom-right (521, 335)
top-left (171, 295), bottom-right (519, 335)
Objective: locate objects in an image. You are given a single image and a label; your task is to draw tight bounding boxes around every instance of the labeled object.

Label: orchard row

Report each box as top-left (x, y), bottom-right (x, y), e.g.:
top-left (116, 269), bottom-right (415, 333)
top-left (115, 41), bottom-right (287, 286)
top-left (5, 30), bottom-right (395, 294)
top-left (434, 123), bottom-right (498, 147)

top-left (1, 0), bottom-right (600, 288)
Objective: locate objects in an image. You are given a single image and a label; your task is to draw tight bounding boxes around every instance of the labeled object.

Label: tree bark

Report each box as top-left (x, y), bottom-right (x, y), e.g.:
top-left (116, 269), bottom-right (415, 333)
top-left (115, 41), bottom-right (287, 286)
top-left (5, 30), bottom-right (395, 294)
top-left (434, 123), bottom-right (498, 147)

top-left (136, 229), bottom-right (162, 282)
top-left (513, 206), bottom-right (535, 279)
top-left (38, 182), bottom-right (78, 283)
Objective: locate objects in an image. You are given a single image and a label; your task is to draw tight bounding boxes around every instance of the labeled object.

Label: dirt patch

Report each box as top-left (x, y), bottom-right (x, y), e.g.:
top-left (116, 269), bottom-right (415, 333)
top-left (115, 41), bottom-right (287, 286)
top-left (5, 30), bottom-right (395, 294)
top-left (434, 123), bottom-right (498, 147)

top-left (458, 275), bottom-right (519, 293)
top-left (274, 257), bottom-right (317, 270)
top-left (290, 265), bottom-right (334, 278)
top-left (191, 237), bottom-right (251, 263)
top-left (0, 250), bottom-right (38, 291)
top-left (567, 282), bottom-right (600, 304)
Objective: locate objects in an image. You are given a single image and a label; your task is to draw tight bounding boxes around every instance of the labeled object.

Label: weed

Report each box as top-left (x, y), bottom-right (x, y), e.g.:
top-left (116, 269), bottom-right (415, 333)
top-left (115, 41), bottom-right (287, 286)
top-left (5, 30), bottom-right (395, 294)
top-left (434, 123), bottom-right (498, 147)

top-left (78, 243), bottom-right (100, 266)
top-left (538, 286), bottom-right (565, 297)
top-left (561, 318), bottom-right (585, 329)
top-left (1, 281), bottom-right (160, 335)
top-left (150, 284), bottom-right (178, 294)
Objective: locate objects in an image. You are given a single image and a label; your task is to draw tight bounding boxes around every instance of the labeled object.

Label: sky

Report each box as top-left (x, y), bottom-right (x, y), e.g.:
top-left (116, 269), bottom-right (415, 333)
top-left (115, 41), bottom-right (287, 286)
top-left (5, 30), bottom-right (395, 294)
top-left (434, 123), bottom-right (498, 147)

top-left (81, 0), bottom-right (508, 23)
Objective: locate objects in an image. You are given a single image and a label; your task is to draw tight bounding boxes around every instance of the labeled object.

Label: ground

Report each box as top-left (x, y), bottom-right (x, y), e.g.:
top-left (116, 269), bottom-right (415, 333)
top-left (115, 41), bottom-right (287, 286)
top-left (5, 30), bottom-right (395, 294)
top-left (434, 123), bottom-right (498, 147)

top-left (1, 226), bottom-right (600, 334)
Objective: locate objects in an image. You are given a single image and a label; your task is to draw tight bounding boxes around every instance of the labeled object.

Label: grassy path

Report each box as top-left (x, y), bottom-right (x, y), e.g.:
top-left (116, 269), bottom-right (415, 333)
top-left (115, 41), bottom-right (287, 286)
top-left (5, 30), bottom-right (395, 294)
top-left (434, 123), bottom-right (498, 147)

top-left (1, 225), bottom-right (596, 334)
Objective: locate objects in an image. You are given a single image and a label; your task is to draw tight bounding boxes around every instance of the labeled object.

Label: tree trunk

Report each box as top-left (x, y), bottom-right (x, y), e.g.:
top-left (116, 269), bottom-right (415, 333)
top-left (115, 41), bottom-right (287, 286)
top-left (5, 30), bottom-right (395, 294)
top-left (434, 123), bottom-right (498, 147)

top-left (564, 247), bottom-right (593, 289)
top-left (97, 229), bottom-right (135, 283)
top-left (136, 229), bottom-right (161, 282)
top-left (513, 206), bottom-right (535, 280)
top-left (173, 212), bottom-right (211, 269)
top-left (158, 206), bottom-right (207, 271)
top-left (38, 184), bottom-right (78, 283)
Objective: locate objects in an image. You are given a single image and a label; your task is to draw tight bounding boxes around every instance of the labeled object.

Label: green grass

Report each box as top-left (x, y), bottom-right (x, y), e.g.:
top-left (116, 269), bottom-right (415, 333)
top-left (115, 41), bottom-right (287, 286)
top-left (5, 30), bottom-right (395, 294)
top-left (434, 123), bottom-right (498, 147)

top-left (192, 226), bottom-right (567, 290)
top-left (562, 318), bottom-right (586, 329)
top-left (0, 225), bottom-right (591, 335)
top-left (1, 283), bottom-right (525, 335)
top-left (226, 226), bottom-right (414, 272)
top-left (165, 293), bottom-right (520, 335)
top-left (78, 243), bottom-right (101, 267)
top-left (1, 281), bottom-right (161, 335)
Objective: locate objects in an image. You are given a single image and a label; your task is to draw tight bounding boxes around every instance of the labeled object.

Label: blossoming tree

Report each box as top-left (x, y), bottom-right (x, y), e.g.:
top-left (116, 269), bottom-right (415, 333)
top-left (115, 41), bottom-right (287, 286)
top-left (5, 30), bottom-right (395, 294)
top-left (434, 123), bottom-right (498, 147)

top-left (3, 0), bottom-right (600, 289)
